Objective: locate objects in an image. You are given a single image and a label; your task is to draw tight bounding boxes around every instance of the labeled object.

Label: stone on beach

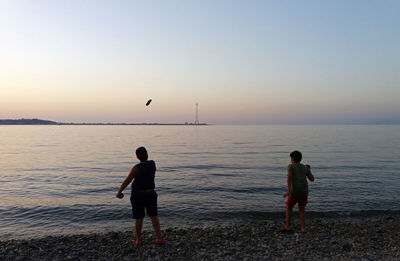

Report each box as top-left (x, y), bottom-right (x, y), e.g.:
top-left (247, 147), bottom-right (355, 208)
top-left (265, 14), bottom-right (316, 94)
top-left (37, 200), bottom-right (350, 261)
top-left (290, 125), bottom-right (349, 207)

top-left (0, 214), bottom-right (399, 260)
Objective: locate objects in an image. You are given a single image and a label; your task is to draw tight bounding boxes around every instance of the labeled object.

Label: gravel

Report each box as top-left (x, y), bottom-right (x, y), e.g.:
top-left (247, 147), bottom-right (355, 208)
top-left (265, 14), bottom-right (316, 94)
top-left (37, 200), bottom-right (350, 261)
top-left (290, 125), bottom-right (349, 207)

top-left (1, 214), bottom-right (399, 260)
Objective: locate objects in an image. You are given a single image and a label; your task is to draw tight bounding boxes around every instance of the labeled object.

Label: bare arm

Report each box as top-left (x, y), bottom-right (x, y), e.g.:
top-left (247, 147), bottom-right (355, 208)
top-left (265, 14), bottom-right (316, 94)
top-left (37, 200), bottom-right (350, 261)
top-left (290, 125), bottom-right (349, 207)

top-left (284, 172), bottom-right (292, 198)
top-left (307, 172), bottom-right (314, 182)
top-left (306, 165), bottom-right (315, 182)
top-left (116, 165), bottom-right (138, 198)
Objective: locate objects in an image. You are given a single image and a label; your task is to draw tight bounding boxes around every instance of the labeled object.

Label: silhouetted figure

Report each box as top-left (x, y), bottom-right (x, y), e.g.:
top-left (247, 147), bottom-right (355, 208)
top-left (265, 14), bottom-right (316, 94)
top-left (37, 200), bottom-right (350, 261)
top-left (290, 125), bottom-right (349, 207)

top-left (283, 150), bottom-right (314, 233)
top-left (116, 147), bottom-right (166, 246)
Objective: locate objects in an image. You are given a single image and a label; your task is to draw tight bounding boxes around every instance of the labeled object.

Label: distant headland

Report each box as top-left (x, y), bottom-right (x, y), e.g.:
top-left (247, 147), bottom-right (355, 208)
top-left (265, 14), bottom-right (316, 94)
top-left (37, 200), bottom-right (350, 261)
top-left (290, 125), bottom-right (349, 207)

top-left (0, 119), bottom-right (57, 125)
top-left (0, 118), bottom-right (207, 126)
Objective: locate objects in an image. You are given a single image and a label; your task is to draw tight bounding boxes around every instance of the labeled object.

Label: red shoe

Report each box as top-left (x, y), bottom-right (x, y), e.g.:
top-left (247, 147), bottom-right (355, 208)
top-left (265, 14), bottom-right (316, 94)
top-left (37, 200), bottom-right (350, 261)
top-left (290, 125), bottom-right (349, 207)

top-left (155, 239), bottom-right (167, 245)
top-left (134, 240), bottom-right (142, 246)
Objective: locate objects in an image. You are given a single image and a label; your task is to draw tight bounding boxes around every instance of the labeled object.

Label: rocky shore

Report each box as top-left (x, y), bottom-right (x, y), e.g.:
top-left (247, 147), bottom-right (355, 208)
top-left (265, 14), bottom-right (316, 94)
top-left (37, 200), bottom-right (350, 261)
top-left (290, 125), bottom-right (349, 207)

top-left (1, 214), bottom-right (399, 260)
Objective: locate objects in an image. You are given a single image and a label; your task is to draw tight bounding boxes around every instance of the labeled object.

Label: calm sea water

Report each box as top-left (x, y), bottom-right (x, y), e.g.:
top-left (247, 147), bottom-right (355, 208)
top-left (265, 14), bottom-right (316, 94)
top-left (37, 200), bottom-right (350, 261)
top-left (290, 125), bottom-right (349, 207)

top-left (0, 125), bottom-right (399, 240)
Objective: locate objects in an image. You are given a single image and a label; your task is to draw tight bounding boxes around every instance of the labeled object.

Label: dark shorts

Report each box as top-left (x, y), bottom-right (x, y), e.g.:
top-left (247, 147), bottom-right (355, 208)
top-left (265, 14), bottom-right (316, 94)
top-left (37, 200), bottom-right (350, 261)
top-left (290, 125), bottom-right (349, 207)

top-left (286, 196), bottom-right (308, 208)
top-left (130, 190), bottom-right (158, 219)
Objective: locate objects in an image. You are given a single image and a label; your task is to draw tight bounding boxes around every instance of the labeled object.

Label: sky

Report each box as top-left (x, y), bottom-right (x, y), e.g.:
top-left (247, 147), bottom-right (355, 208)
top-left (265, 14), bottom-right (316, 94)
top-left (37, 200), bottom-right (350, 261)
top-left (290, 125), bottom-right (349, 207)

top-left (1, 0), bottom-right (399, 124)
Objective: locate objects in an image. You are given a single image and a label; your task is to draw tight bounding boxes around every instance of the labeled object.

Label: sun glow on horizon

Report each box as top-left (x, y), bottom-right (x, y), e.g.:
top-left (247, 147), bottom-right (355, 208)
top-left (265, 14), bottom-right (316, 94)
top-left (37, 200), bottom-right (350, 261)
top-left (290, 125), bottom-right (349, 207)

top-left (1, 1), bottom-right (399, 124)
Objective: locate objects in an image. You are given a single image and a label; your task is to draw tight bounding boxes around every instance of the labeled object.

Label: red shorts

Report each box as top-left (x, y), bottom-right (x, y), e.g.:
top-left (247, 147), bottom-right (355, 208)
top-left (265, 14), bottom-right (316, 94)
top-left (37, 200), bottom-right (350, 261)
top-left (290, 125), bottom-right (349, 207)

top-left (286, 196), bottom-right (308, 208)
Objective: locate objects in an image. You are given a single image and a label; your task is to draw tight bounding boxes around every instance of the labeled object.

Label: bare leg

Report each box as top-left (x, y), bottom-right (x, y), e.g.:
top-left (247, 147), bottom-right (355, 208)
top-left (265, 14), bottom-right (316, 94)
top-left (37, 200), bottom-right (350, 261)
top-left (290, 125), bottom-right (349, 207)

top-left (150, 216), bottom-right (163, 241)
top-left (135, 218), bottom-right (144, 244)
top-left (285, 206), bottom-right (293, 230)
top-left (299, 206), bottom-right (306, 232)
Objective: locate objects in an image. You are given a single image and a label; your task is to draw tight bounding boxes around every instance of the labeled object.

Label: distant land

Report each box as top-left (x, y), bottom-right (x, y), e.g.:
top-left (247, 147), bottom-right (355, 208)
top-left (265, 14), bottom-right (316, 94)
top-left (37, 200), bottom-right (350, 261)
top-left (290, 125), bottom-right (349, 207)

top-left (0, 118), bottom-right (207, 126)
top-left (0, 119), bottom-right (57, 125)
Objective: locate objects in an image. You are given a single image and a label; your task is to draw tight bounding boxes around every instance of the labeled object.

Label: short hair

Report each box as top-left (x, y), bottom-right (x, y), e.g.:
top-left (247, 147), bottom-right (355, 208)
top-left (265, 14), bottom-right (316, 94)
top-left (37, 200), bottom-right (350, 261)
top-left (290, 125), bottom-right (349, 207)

top-left (136, 147), bottom-right (148, 161)
top-left (290, 150), bottom-right (302, 163)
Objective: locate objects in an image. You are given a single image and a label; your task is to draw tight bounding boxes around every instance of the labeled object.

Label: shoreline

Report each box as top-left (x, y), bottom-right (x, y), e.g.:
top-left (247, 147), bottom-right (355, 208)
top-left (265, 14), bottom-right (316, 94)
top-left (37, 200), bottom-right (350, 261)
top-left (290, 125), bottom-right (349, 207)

top-left (1, 214), bottom-right (399, 260)
top-left (2, 210), bottom-right (398, 242)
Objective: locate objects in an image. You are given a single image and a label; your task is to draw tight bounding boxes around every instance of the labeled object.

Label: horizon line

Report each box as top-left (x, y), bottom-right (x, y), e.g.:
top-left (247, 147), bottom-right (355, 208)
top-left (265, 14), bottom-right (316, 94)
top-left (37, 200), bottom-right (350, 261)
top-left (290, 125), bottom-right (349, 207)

top-left (0, 118), bottom-right (399, 126)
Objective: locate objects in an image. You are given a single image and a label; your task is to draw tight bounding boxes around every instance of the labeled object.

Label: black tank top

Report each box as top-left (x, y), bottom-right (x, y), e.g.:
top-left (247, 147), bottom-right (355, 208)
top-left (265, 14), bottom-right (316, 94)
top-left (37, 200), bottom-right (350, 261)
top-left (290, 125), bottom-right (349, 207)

top-left (131, 160), bottom-right (156, 191)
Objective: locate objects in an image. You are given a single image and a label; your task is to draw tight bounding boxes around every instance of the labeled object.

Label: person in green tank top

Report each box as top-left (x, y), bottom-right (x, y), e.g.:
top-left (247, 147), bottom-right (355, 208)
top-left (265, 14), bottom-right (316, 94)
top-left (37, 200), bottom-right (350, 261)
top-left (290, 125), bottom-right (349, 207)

top-left (283, 150), bottom-right (315, 233)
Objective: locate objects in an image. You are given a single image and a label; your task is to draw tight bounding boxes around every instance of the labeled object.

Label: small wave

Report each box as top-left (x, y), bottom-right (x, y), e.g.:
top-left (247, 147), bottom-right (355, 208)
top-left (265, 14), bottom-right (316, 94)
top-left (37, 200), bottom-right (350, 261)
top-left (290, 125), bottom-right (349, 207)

top-left (316, 165), bottom-right (382, 171)
top-left (16, 166), bottom-right (113, 173)
top-left (0, 204), bottom-right (131, 224)
top-left (161, 165), bottom-right (284, 172)
top-left (208, 173), bottom-right (236, 177)
top-left (196, 186), bottom-right (284, 194)
top-left (182, 209), bottom-right (400, 221)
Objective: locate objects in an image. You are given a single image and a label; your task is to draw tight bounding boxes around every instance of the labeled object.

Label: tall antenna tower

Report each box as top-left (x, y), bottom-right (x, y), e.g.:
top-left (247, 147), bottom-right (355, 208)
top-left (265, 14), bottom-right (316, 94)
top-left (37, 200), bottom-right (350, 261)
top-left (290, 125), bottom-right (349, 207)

top-left (195, 103), bottom-right (199, 125)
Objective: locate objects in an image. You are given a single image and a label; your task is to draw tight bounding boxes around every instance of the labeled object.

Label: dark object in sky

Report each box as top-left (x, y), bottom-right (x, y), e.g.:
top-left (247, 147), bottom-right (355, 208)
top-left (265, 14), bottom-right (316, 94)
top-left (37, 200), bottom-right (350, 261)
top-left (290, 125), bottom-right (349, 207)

top-left (146, 99), bottom-right (152, 106)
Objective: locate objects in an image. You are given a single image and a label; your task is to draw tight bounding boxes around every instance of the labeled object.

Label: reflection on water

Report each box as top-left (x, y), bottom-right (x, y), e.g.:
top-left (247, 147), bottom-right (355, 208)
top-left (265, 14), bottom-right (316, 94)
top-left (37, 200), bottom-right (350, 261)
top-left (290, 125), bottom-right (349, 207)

top-left (0, 125), bottom-right (399, 239)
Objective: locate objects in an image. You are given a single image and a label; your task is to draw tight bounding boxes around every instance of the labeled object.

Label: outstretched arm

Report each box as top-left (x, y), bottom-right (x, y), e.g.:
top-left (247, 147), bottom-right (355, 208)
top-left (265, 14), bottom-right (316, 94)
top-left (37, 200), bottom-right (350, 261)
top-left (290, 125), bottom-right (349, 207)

top-left (116, 165), bottom-right (138, 198)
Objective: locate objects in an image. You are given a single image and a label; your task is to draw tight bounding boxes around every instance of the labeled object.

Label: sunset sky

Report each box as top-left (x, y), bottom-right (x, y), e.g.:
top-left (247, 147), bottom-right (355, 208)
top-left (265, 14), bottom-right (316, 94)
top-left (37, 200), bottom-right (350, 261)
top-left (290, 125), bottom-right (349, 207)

top-left (1, 0), bottom-right (399, 124)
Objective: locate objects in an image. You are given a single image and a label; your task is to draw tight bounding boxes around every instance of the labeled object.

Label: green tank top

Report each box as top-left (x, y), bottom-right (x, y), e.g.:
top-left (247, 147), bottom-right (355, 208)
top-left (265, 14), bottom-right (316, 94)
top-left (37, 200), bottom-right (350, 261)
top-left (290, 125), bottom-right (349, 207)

top-left (287, 163), bottom-right (309, 198)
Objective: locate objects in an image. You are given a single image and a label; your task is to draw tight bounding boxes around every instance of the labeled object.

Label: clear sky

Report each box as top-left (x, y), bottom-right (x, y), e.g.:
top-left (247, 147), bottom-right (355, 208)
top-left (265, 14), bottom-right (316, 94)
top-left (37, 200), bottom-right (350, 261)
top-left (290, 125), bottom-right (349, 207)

top-left (1, 0), bottom-right (399, 124)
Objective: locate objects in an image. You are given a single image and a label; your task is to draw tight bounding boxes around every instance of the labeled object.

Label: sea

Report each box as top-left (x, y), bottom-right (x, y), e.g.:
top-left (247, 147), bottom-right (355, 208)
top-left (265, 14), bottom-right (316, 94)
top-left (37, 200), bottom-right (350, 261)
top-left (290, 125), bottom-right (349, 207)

top-left (0, 125), bottom-right (399, 240)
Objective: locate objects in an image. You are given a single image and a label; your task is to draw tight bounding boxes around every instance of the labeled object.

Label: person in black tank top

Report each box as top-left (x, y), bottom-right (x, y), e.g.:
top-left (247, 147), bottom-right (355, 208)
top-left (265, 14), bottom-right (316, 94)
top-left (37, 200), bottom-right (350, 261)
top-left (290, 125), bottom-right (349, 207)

top-left (116, 147), bottom-right (166, 246)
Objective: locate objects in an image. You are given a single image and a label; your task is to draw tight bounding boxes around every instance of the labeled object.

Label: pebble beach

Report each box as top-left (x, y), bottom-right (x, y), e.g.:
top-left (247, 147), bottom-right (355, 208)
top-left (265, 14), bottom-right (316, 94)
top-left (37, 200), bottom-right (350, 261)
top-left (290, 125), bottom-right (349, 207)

top-left (1, 213), bottom-right (399, 261)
